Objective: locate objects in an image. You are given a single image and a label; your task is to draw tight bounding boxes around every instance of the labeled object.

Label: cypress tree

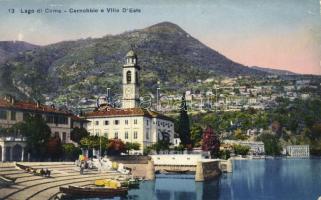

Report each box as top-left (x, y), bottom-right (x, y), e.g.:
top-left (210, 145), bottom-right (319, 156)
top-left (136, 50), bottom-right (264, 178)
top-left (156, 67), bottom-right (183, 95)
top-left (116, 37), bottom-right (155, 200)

top-left (178, 95), bottom-right (191, 146)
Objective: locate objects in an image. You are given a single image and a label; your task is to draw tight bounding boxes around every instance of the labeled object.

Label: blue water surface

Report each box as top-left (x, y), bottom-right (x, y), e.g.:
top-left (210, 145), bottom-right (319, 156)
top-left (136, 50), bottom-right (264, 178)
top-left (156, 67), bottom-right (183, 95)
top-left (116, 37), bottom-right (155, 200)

top-left (70, 159), bottom-right (321, 200)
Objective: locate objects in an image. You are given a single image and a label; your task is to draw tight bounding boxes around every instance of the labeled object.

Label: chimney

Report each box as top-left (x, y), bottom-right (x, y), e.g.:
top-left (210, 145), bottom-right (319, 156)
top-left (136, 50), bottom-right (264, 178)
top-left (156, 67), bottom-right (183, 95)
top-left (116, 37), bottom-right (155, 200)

top-left (36, 100), bottom-right (40, 108)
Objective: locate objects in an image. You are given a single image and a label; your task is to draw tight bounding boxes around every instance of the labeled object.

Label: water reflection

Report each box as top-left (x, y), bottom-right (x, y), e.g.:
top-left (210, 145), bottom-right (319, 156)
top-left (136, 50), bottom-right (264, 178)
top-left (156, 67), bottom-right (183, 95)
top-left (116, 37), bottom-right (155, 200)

top-left (62, 159), bottom-right (321, 200)
top-left (219, 159), bottom-right (321, 200)
top-left (127, 174), bottom-right (220, 200)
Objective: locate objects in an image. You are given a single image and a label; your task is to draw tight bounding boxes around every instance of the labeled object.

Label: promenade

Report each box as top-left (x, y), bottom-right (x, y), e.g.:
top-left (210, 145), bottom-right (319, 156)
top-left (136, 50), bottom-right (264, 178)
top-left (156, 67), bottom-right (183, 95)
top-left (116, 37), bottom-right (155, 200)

top-left (0, 162), bottom-right (122, 200)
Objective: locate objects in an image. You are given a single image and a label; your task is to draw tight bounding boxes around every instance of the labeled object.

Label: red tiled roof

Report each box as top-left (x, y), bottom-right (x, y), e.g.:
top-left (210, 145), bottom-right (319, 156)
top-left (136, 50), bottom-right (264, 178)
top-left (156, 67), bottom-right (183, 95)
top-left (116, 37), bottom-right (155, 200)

top-left (85, 107), bottom-right (173, 121)
top-left (0, 98), bottom-right (71, 115)
top-left (71, 115), bottom-right (90, 122)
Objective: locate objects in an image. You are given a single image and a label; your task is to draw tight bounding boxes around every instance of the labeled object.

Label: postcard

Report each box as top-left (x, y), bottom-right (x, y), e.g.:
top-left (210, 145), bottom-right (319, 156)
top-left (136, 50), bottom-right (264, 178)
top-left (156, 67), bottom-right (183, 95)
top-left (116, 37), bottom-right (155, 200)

top-left (0, 1), bottom-right (320, 200)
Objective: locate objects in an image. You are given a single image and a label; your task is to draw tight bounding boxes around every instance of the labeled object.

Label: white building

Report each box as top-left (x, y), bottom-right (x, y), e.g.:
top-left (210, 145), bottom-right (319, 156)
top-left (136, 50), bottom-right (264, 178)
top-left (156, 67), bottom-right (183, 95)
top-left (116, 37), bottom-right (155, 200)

top-left (223, 140), bottom-right (265, 155)
top-left (286, 145), bottom-right (309, 157)
top-left (0, 96), bottom-right (86, 161)
top-left (85, 50), bottom-right (175, 154)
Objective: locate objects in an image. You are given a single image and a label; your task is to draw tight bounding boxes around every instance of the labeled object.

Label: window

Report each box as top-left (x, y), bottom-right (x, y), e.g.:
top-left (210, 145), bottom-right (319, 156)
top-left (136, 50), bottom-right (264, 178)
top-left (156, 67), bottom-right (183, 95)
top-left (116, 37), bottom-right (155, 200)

top-left (95, 121), bottom-right (99, 125)
top-left (11, 111), bottom-right (16, 121)
top-left (104, 132), bottom-right (108, 138)
top-left (125, 120), bottom-right (128, 125)
top-left (146, 129), bottom-right (149, 140)
top-left (115, 132), bottom-right (118, 139)
top-left (62, 132), bottom-right (67, 143)
top-left (114, 120), bottom-right (119, 125)
top-left (125, 132), bottom-right (128, 139)
top-left (54, 132), bottom-right (59, 138)
top-left (58, 116), bottom-right (68, 124)
top-left (126, 71), bottom-right (131, 83)
top-left (134, 119), bottom-right (137, 124)
top-left (146, 120), bottom-right (149, 126)
top-left (104, 120), bottom-right (109, 125)
top-left (0, 109), bottom-right (7, 120)
top-left (134, 131), bottom-right (138, 139)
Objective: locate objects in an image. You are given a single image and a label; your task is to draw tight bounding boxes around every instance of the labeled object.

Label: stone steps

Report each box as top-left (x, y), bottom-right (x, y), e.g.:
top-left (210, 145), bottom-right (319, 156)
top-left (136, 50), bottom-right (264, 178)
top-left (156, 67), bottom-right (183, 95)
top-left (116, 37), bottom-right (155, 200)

top-left (0, 162), bottom-right (123, 200)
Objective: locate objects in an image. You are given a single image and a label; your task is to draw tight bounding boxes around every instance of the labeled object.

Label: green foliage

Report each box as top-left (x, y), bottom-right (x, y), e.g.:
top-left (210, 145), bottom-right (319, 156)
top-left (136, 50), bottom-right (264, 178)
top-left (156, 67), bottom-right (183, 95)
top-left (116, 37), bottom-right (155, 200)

top-left (219, 149), bottom-right (231, 160)
top-left (149, 140), bottom-right (171, 154)
top-left (233, 144), bottom-right (250, 156)
top-left (12, 115), bottom-right (51, 160)
top-left (1, 22), bottom-right (262, 104)
top-left (234, 129), bottom-right (249, 140)
top-left (178, 96), bottom-right (191, 145)
top-left (257, 133), bottom-right (281, 156)
top-left (173, 144), bottom-right (185, 152)
top-left (62, 143), bottom-right (82, 161)
top-left (70, 127), bottom-right (89, 144)
top-left (125, 142), bottom-right (141, 153)
top-left (190, 125), bottom-right (203, 147)
top-left (80, 135), bottom-right (108, 151)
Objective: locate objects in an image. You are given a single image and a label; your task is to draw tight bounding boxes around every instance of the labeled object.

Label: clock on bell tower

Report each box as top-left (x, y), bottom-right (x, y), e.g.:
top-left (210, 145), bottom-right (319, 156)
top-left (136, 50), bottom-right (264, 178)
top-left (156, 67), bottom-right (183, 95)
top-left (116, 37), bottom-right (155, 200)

top-left (122, 50), bottom-right (140, 108)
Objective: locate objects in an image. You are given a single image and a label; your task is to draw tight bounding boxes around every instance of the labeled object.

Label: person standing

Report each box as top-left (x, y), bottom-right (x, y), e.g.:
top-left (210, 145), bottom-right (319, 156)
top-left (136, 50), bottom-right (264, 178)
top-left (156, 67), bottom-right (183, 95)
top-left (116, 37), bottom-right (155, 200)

top-left (80, 161), bottom-right (85, 175)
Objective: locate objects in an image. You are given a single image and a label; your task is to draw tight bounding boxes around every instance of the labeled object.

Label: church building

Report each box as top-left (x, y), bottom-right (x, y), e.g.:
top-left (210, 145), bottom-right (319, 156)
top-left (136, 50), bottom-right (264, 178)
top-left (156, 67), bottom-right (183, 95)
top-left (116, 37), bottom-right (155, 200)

top-left (85, 50), bottom-right (175, 154)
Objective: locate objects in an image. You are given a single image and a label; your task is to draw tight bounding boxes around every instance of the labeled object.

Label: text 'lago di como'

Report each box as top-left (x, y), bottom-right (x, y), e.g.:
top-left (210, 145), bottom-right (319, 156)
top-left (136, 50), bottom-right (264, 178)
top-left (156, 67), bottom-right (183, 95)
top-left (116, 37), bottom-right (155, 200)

top-left (8, 7), bottom-right (141, 15)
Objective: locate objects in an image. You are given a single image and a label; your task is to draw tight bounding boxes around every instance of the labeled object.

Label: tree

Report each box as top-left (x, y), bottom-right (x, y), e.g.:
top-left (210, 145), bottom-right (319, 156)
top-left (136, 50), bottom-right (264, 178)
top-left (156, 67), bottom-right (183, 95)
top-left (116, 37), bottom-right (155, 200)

top-left (233, 144), bottom-right (250, 156)
top-left (190, 125), bottom-right (203, 147)
top-left (80, 135), bottom-right (108, 156)
top-left (125, 142), bottom-right (141, 154)
top-left (47, 136), bottom-right (63, 161)
top-left (202, 126), bottom-right (220, 158)
top-left (70, 127), bottom-right (89, 144)
top-left (257, 133), bottom-right (281, 156)
top-left (178, 95), bottom-right (191, 146)
top-left (234, 129), bottom-right (248, 140)
top-left (62, 143), bottom-right (82, 161)
top-left (150, 140), bottom-right (171, 154)
top-left (107, 139), bottom-right (126, 155)
top-left (13, 115), bottom-right (51, 160)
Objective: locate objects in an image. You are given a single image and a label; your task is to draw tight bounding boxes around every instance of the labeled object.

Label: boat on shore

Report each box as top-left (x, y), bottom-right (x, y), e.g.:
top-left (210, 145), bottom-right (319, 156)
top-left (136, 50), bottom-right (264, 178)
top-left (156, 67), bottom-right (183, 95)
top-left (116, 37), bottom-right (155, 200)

top-left (59, 185), bottom-right (128, 198)
top-left (164, 169), bottom-right (190, 174)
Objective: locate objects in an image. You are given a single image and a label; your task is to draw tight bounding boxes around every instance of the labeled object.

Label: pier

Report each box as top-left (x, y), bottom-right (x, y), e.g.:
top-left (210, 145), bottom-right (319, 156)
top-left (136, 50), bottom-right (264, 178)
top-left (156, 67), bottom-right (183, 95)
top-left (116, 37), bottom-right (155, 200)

top-left (150, 154), bottom-right (231, 181)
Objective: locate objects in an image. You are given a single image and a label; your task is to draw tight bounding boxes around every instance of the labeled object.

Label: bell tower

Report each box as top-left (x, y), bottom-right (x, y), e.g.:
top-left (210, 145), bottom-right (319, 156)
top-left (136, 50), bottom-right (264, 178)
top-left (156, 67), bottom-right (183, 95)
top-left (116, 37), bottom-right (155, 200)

top-left (122, 50), bottom-right (140, 108)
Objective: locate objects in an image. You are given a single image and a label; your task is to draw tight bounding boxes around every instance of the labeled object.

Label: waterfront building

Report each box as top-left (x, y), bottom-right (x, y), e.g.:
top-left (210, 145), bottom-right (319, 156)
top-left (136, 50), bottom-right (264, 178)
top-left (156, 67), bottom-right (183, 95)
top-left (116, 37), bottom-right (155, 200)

top-left (286, 145), bottom-right (310, 157)
top-left (0, 96), bottom-right (86, 161)
top-left (223, 140), bottom-right (265, 155)
top-left (85, 50), bottom-right (175, 154)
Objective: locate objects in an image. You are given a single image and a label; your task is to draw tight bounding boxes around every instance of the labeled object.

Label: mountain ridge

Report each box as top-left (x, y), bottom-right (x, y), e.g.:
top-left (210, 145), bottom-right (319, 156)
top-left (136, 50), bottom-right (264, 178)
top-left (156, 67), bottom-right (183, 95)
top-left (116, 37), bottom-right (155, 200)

top-left (0, 21), bottom-right (270, 105)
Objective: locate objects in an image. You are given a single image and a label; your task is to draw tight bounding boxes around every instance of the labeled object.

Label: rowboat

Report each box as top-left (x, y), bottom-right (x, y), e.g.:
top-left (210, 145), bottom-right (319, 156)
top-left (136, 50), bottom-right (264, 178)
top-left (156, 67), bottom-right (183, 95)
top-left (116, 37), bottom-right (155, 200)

top-left (59, 185), bottom-right (128, 198)
top-left (164, 169), bottom-right (190, 174)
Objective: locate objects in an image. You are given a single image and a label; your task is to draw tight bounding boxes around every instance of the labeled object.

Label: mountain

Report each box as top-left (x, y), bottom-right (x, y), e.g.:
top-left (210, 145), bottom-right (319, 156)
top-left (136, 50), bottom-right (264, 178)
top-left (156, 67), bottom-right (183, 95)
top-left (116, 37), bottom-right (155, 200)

top-left (252, 66), bottom-right (297, 75)
top-left (0, 21), bottom-right (268, 105)
top-left (0, 41), bottom-right (39, 64)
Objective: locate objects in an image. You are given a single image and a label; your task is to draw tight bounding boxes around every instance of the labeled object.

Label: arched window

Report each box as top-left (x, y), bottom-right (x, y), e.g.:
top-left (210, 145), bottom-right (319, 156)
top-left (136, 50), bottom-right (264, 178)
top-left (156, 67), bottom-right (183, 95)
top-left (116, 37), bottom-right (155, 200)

top-left (126, 71), bottom-right (131, 83)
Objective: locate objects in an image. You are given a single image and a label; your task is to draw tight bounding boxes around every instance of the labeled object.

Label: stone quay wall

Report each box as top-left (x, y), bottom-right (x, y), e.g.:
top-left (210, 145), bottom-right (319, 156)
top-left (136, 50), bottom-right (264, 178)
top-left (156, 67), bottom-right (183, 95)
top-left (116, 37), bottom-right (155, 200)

top-left (195, 160), bottom-right (221, 182)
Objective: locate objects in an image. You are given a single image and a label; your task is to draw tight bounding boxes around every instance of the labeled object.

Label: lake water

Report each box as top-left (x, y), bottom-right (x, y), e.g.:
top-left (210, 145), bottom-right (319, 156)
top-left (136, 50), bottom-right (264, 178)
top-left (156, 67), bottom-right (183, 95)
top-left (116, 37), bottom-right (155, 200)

top-left (68, 159), bottom-right (321, 200)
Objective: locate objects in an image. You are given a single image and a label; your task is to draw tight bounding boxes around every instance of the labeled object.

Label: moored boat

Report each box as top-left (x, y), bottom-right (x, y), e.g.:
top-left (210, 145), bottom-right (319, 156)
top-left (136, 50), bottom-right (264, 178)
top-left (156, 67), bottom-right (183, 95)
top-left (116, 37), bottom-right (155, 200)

top-left (164, 169), bottom-right (190, 174)
top-left (59, 185), bottom-right (128, 198)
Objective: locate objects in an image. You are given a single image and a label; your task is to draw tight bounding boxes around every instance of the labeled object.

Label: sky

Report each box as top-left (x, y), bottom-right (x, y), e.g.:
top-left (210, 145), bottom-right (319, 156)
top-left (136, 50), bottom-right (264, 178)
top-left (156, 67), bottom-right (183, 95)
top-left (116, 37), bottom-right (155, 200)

top-left (0, 0), bottom-right (320, 75)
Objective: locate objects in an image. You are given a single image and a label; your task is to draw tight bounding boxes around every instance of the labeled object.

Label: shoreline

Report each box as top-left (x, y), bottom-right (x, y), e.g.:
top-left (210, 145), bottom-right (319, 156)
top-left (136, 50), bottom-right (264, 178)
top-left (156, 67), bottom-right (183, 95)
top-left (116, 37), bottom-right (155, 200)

top-left (229, 155), bottom-right (321, 160)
